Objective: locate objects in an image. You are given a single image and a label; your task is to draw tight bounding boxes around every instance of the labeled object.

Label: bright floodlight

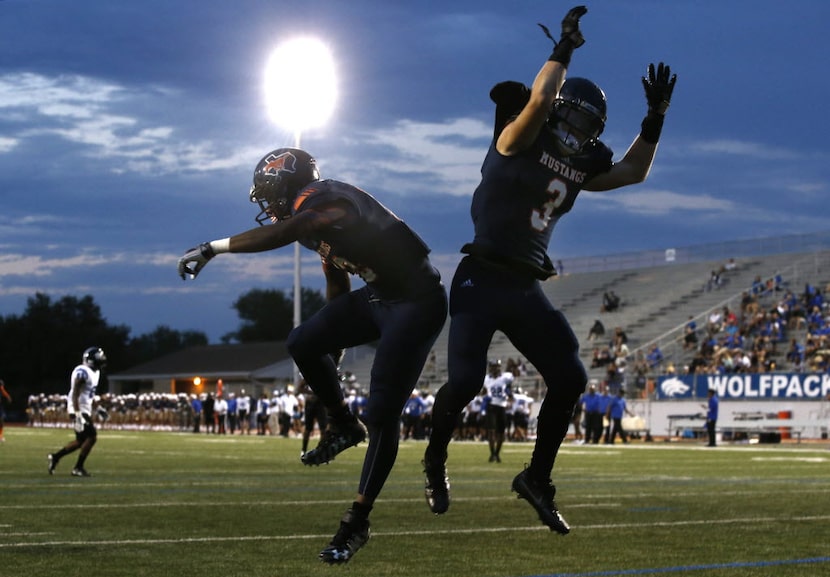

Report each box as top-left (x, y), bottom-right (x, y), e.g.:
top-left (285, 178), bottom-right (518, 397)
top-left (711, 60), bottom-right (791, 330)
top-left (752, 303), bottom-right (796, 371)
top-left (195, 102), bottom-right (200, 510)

top-left (264, 37), bottom-right (337, 132)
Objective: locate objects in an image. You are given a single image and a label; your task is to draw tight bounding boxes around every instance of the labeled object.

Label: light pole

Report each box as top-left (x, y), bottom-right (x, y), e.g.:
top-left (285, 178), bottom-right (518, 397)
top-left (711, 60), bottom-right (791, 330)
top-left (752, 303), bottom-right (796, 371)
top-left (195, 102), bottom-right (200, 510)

top-left (264, 37), bottom-right (337, 385)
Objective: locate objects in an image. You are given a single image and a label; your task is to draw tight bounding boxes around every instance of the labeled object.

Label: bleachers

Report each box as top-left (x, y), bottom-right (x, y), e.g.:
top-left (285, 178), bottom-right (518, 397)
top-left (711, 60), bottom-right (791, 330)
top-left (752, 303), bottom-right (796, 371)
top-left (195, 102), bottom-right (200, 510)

top-left (339, 245), bottom-right (830, 391)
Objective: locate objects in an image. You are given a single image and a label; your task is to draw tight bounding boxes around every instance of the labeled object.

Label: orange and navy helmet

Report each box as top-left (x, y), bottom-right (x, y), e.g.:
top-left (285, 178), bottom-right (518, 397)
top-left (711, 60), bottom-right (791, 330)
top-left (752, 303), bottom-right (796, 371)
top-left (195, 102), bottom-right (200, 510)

top-left (249, 148), bottom-right (320, 224)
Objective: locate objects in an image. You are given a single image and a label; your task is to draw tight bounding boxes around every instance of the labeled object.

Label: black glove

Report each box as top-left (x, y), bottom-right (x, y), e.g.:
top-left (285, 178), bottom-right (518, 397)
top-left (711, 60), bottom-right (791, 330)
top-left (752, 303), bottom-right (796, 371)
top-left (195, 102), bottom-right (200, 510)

top-left (640, 62), bottom-right (677, 144)
top-left (540, 6), bottom-right (587, 67)
top-left (642, 62), bottom-right (677, 115)
top-left (560, 5), bottom-right (587, 48)
top-left (177, 242), bottom-right (216, 280)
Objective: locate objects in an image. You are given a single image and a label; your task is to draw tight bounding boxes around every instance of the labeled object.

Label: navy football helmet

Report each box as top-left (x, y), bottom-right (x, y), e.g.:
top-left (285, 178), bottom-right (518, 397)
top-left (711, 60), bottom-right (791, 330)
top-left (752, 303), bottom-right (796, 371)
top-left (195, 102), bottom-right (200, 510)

top-left (82, 347), bottom-right (107, 371)
top-left (549, 77), bottom-right (607, 155)
top-left (249, 148), bottom-right (320, 224)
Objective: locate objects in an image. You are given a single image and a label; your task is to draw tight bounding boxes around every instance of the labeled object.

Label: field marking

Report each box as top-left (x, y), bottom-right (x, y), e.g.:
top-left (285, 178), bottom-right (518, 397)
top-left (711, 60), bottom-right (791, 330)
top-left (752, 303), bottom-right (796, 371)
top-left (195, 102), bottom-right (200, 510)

top-left (0, 498), bottom-right (621, 510)
top-left (2, 514), bottom-right (829, 549)
top-left (535, 556), bottom-right (830, 577)
top-left (751, 456), bottom-right (828, 462)
top-left (3, 485), bottom-right (829, 509)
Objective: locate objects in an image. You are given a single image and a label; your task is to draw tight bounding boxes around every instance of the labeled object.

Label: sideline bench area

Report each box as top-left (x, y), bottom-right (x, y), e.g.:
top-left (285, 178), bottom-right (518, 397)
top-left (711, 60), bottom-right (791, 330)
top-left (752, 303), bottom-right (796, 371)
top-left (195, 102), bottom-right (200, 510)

top-left (667, 413), bottom-right (827, 444)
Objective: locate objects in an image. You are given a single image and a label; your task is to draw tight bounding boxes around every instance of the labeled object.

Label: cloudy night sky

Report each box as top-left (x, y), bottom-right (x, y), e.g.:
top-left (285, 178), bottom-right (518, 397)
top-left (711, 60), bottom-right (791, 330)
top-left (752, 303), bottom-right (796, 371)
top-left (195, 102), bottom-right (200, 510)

top-left (1, 0), bottom-right (827, 342)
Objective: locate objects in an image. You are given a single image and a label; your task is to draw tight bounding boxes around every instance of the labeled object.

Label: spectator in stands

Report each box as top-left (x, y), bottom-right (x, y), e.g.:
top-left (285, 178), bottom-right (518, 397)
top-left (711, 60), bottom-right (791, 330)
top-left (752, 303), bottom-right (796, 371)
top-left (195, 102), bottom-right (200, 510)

top-left (613, 326), bottom-right (628, 347)
top-left (703, 388), bottom-right (718, 447)
top-left (740, 291), bottom-right (759, 316)
top-left (707, 309), bottom-right (723, 335)
top-left (587, 319), bottom-right (606, 341)
top-left (687, 352), bottom-right (707, 374)
top-left (683, 316), bottom-right (698, 350)
top-left (785, 338), bottom-right (805, 370)
top-left (590, 346), bottom-right (613, 368)
top-left (724, 258), bottom-right (737, 271)
top-left (705, 269), bottom-right (722, 291)
top-left (601, 291), bottom-right (621, 313)
top-left (646, 344), bottom-right (663, 369)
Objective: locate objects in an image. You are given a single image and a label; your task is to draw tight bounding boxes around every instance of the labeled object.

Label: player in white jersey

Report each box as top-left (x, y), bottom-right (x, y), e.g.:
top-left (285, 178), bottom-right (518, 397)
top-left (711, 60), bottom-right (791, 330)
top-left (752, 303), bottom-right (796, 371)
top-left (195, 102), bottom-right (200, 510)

top-left (482, 360), bottom-right (514, 463)
top-left (47, 347), bottom-right (106, 477)
top-left (510, 388), bottom-right (534, 442)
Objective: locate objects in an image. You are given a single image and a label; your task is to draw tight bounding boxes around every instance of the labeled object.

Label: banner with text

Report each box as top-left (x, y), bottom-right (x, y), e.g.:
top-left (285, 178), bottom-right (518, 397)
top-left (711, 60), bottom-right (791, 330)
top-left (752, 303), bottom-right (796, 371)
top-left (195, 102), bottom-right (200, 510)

top-left (656, 373), bottom-right (830, 400)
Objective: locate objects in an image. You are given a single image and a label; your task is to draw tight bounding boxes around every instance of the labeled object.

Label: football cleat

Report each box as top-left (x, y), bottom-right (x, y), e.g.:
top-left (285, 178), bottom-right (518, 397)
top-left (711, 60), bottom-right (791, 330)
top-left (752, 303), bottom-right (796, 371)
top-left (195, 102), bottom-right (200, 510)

top-left (422, 454), bottom-right (450, 514)
top-left (319, 508), bottom-right (370, 564)
top-left (511, 468), bottom-right (570, 535)
top-left (47, 453), bottom-right (58, 475)
top-left (71, 467), bottom-right (91, 477)
top-left (301, 415), bottom-right (367, 466)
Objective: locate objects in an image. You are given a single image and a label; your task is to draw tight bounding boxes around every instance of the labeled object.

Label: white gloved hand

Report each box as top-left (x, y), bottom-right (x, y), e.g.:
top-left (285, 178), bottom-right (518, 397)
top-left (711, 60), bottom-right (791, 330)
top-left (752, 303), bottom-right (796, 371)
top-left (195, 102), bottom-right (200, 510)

top-left (73, 413), bottom-right (86, 433)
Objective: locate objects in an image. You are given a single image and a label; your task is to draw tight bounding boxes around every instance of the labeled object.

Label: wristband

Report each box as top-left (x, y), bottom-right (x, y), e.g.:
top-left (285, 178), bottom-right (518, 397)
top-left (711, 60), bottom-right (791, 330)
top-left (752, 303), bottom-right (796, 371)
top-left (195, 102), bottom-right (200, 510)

top-left (640, 112), bottom-right (665, 144)
top-left (548, 38), bottom-right (575, 68)
top-left (209, 238), bottom-right (230, 254)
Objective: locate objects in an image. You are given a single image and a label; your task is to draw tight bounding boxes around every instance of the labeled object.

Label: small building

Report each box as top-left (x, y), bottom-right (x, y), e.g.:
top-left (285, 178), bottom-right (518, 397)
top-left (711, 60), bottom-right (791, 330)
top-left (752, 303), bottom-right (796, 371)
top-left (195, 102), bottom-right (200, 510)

top-left (108, 342), bottom-right (294, 400)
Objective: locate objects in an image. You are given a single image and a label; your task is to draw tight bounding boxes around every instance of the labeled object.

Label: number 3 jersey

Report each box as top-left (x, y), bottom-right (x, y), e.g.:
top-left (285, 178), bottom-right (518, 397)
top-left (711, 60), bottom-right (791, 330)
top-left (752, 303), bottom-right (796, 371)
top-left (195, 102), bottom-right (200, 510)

top-left (465, 128), bottom-right (613, 279)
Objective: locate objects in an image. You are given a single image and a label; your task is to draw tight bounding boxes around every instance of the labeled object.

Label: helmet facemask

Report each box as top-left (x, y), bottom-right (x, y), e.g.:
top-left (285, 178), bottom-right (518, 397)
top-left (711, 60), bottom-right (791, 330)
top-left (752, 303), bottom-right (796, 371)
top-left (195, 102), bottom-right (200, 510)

top-left (550, 99), bottom-right (605, 155)
top-left (250, 177), bottom-right (292, 224)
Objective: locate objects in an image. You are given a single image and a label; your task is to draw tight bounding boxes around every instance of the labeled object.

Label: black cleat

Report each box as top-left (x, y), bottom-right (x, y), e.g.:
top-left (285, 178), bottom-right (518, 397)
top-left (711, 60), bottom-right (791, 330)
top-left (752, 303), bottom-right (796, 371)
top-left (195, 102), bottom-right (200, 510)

top-left (301, 415), bottom-right (367, 466)
top-left (422, 453), bottom-right (450, 514)
top-left (71, 467), bottom-right (91, 477)
top-left (47, 453), bottom-right (58, 475)
top-left (319, 508), bottom-right (370, 564)
top-left (511, 468), bottom-right (570, 534)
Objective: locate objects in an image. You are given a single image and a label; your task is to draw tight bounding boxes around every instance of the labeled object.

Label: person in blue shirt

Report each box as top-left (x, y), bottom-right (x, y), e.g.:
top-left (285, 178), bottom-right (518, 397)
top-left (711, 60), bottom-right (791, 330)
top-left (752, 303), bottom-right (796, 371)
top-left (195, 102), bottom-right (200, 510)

top-left (606, 389), bottom-right (633, 444)
top-left (582, 383), bottom-right (602, 444)
top-left (402, 390), bottom-right (427, 440)
top-left (190, 394), bottom-right (202, 434)
top-left (704, 388), bottom-right (719, 447)
top-left (597, 386), bottom-right (613, 444)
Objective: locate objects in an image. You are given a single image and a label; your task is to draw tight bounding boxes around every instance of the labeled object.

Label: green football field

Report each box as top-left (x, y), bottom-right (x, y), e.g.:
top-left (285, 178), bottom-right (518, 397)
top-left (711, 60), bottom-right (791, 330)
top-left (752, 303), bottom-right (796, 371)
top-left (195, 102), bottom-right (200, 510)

top-left (2, 428), bottom-right (829, 577)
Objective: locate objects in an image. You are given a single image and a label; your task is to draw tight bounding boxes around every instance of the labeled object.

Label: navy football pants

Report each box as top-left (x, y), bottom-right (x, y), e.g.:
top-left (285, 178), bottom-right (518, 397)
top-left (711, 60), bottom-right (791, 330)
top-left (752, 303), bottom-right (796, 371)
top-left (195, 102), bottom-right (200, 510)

top-left (288, 284), bottom-right (447, 500)
top-left (430, 256), bottom-right (587, 479)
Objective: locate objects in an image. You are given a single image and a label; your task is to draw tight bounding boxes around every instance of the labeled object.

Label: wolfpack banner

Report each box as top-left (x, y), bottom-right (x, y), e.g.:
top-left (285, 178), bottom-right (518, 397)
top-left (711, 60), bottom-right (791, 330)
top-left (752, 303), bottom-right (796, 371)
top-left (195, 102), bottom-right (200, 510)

top-left (656, 373), bottom-right (830, 400)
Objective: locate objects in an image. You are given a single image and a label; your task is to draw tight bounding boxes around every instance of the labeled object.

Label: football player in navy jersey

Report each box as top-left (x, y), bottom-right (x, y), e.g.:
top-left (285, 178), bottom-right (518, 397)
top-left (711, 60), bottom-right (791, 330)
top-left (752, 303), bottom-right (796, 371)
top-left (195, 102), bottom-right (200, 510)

top-left (177, 148), bottom-right (447, 564)
top-left (423, 5), bottom-right (676, 534)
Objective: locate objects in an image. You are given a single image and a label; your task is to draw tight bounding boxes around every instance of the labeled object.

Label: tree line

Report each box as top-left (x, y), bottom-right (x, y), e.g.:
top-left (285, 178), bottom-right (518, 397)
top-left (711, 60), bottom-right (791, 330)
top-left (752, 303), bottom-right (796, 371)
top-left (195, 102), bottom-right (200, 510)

top-left (0, 288), bottom-right (326, 418)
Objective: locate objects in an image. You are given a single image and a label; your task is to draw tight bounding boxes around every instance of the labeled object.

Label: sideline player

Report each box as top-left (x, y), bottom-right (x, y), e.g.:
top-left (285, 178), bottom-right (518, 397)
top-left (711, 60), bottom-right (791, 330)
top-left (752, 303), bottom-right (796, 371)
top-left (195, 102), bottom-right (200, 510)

top-left (177, 148), bottom-right (447, 564)
top-left (423, 5), bottom-right (676, 534)
top-left (482, 360), bottom-right (513, 462)
top-left (47, 347), bottom-right (107, 477)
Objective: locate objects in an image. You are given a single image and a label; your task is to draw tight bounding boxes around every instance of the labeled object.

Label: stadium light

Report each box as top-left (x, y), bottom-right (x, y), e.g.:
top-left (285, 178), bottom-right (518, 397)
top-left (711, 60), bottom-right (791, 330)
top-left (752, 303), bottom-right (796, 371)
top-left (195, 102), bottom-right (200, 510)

top-left (264, 37), bottom-right (337, 386)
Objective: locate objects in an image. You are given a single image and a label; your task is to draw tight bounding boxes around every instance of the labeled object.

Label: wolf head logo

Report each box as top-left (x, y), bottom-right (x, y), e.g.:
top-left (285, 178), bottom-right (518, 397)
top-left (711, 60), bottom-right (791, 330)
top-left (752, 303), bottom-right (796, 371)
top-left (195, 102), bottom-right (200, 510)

top-left (660, 377), bottom-right (690, 397)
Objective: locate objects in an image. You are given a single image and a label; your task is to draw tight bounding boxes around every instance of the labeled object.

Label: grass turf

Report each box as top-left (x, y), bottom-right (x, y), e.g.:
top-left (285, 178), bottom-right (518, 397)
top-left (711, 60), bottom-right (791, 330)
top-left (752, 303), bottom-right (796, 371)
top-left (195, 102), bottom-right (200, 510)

top-left (2, 428), bottom-right (829, 577)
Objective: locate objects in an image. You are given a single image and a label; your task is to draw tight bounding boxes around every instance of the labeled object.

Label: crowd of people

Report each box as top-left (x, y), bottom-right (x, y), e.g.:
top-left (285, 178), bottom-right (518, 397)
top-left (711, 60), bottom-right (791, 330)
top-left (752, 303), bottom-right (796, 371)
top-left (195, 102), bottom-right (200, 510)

top-left (667, 278), bottom-right (829, 377)
top-left (24, 370), bottom-right (541, 446)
